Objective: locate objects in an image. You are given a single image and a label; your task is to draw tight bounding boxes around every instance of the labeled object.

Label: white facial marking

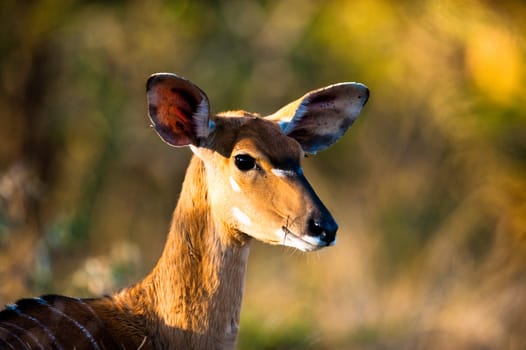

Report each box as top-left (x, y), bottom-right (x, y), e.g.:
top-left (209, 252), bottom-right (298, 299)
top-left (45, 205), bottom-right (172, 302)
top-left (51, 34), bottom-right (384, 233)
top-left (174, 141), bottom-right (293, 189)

top-left (229, 177), bottom-right (241, 192)
top-left (271, 168), bottom-right (297, 177)
top-left (276, 228), bottom-right (286, 244)
top-left (277, 227), bottom-right (334, 252)
top-left (189, 144), bottom-right (200, 155)
top-left (301, 234), bottom-right (336, 247)
top-left (232, 207), bottom-right (251, 226)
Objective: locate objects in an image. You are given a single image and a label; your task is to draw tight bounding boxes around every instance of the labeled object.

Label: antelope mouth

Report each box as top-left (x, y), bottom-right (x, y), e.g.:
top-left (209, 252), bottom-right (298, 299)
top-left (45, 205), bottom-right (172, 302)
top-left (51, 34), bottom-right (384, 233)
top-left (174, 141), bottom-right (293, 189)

top-left (281, 226), bottom-right (334, 252)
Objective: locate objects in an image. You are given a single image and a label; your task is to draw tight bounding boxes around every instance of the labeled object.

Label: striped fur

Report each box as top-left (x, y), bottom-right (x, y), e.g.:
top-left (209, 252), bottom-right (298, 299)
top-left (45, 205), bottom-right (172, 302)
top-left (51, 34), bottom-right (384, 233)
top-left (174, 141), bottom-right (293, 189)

top-left (0, 295), bottom-right (150, 349)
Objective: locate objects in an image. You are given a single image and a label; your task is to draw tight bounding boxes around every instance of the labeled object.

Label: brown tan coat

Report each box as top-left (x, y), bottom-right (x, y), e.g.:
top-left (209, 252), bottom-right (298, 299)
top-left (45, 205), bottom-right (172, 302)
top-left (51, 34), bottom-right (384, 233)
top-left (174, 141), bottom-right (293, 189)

top-left (0, 73), bottom-right (368, 349)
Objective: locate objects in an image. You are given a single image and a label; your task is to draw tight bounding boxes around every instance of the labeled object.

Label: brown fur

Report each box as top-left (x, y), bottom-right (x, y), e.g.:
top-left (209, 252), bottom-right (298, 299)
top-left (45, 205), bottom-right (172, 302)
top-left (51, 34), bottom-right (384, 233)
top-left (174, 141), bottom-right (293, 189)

top-left (0, 73), bottom-right (368, 349)
top-left (114, 155), bottom-right (250, 349)
top-left (0, 116), bottom-right (308, 350)
top-left (0, 153), bottom-right (250, 349)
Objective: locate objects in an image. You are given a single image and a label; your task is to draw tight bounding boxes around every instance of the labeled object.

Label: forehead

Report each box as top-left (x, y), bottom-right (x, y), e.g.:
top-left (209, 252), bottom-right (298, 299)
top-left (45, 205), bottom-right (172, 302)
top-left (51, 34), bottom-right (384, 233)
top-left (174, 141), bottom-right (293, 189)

top-left (213, 114), bottom-right (303, 166)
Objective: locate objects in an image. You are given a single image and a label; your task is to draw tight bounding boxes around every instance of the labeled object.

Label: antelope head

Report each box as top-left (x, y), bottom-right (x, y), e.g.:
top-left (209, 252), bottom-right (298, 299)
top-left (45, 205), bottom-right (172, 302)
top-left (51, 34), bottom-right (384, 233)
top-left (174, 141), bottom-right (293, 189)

top-left (147, 73), bottom-right (368, 252)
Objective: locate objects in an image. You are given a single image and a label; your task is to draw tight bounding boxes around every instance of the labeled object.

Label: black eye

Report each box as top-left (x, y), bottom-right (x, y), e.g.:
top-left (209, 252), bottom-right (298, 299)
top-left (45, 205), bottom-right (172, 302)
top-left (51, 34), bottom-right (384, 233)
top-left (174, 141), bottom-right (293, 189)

top-left (234, 154), bottom-right (256, 171)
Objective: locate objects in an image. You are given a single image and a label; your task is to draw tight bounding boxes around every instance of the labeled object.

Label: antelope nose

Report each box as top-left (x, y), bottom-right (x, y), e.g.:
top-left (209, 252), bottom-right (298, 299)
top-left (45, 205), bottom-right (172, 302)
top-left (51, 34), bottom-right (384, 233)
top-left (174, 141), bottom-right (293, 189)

top-left (308, 218), bottom-right (338, 245)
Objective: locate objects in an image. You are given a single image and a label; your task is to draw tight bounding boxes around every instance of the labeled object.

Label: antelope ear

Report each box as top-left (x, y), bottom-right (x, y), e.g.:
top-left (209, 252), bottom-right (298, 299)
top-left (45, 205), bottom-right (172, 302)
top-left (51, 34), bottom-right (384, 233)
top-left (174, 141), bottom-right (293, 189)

top-left (267, 82), bottom-right (369, 154)
top-left (147, 73), bottom-right (212, 147)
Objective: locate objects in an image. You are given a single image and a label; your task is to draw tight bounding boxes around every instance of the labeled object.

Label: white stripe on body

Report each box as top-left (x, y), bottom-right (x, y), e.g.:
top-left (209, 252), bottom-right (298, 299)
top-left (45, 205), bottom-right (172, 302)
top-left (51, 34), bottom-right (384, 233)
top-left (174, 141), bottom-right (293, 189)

top-left (0, 322), bottom-right (40, 350)
top-left (13, 309), bottom-right (64, 350)
top-left (76, 298), bottom-right (104, 326)
top-left (0, 337), bottom-right (16, 350)
top-left (35, 298), bottom-right (101, 350)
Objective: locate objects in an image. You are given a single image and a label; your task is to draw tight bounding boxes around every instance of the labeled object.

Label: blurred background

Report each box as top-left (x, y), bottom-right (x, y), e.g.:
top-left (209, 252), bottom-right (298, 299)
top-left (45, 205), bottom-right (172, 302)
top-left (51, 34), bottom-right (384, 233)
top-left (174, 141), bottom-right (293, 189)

top-left (1, 0), bottom-right (525, 349)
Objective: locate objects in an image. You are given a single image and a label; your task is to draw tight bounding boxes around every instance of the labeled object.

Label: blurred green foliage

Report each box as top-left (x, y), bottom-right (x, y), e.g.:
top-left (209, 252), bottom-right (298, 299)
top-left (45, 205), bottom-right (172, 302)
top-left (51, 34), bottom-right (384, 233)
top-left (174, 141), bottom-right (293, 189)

top-left (1, 0), bottom-right (526, 349)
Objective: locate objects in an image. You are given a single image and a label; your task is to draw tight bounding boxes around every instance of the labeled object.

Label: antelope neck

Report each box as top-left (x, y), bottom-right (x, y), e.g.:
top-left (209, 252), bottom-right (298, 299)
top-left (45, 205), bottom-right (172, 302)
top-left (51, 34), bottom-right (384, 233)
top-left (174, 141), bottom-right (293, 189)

top-left (116, 156), bottom-right (250, 348)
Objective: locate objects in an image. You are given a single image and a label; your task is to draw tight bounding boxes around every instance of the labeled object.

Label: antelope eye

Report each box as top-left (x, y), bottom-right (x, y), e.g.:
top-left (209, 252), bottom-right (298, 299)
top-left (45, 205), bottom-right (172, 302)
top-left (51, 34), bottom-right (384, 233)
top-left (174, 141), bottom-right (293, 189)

top-left (234, 154), bottom-right (256, 171)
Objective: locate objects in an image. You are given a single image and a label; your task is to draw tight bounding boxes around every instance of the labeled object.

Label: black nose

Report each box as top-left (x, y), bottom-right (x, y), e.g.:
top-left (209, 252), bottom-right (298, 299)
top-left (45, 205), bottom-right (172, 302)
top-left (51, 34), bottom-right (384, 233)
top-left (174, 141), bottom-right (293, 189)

top-left (307, 218), bottom-right (338, 244)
